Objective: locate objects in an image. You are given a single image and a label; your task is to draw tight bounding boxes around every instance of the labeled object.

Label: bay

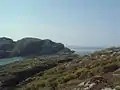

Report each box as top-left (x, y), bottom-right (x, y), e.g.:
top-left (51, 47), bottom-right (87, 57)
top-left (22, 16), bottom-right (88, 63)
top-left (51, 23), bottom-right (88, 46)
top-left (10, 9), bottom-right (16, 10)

top-left (0, 57), bottom-right (23, 66)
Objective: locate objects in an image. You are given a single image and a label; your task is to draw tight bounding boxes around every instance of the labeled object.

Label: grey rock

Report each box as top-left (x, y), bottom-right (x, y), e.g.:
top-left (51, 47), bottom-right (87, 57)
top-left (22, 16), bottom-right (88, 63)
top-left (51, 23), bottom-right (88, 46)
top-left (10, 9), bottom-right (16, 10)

top-left (0, 37), bottom-right (72, 58)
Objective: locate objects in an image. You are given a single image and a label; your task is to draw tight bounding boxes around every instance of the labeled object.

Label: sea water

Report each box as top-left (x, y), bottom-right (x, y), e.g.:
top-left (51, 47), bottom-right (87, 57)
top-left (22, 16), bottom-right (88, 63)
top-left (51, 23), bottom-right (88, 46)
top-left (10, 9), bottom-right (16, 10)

top-left (0, 57), bottom-right (23, 65)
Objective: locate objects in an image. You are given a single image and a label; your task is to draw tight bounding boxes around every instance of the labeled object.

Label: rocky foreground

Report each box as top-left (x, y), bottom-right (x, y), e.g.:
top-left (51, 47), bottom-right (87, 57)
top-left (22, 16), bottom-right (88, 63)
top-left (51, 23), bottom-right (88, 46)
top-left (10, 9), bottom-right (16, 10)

top-left (0, 47), bottom-right (120, 90)
top-left (0, 54), bottom-right (74, 90)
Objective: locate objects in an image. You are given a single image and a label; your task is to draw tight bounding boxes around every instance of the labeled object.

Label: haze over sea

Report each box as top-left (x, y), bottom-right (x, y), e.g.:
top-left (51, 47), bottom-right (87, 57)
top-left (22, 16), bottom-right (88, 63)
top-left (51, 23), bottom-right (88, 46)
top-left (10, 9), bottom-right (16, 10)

top-left (68, 46), bottom-right (103, 55)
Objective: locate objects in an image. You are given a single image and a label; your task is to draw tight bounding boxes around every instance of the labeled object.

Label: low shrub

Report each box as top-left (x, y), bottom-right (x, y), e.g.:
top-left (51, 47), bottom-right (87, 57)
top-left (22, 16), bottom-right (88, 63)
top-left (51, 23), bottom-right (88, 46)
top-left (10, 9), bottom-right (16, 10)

top-left (63, 73), bottom-right (76, 83)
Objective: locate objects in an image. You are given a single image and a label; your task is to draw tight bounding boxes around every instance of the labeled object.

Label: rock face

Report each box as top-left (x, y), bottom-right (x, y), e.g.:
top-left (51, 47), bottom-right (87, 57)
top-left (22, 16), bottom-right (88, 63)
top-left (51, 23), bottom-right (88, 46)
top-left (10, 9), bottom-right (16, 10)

top-left (11, 38), bottom-right (43, 56)
top-left (0, 37), bottom-right (15, 58)
top-left (38, 39), bottom-right (64, 55)
top-left (0, 37), bottom-right (72, 58)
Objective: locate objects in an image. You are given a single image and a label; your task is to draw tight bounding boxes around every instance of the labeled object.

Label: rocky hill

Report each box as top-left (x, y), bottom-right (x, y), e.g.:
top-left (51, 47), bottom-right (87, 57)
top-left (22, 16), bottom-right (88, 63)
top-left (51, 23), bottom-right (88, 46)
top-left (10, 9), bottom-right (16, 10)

top-left (0, 47), bottom-right (120, 90)
top-left (0, 37), bottom-right (72, 58)
top-left (0, 37), bottom-right (15, 58)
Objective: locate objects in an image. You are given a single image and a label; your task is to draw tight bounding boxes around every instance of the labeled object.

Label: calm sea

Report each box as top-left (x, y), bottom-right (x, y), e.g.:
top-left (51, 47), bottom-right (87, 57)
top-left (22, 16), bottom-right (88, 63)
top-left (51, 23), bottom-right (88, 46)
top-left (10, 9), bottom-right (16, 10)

top-left (73, 48), bottom-right (103, 55)
top-left (0, 57), bottom-right (23, 66)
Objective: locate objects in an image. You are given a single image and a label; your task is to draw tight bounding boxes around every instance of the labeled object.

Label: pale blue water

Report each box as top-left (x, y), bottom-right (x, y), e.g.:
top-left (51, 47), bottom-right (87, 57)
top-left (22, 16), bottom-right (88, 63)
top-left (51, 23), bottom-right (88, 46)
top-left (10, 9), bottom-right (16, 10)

top-left (68, 46), bottom-right (103, 55)
top-left (0, 57), bottom-right (23, 65)
top-left (74, 48), bottom-right (103, 55)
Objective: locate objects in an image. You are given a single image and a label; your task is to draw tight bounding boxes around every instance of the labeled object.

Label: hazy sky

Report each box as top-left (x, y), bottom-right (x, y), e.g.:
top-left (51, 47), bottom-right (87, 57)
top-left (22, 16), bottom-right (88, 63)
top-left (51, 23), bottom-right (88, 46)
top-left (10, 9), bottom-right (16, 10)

top-left (0, 0), bottom-right (120, 47)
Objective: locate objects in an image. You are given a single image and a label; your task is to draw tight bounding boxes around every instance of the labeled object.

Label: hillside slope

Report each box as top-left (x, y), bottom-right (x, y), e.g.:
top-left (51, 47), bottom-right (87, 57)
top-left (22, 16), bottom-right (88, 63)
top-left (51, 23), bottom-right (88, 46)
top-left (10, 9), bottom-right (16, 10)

top-left (15, 47), bottom-right (120, 90)
top-left (1, 47), bottom-right (120, 90)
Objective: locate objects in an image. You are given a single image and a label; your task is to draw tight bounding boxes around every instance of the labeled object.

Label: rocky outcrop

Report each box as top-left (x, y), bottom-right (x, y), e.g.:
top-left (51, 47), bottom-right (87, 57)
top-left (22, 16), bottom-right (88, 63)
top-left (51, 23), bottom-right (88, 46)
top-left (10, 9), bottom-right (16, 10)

top-left (38, 39), bottom-right (64, 55)
top-left (11, 38), bottom-right (43, 56)
top-left (0, 37), bottom-right (72, 58)
top-left (0, 37), bottom-right (15, 58)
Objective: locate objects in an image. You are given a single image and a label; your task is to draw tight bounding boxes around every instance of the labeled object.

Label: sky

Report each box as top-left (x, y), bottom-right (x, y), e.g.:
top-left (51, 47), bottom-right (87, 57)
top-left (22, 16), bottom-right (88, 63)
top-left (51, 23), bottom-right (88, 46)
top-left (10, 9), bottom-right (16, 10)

top-left (0, 0), bottom-right (120, 47)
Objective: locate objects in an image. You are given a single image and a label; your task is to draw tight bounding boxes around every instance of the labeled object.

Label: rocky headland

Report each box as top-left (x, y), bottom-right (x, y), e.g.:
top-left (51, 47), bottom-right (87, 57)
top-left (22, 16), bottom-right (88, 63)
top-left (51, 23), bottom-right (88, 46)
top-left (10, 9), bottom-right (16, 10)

top-left (0, 37), bottom-right (72, 58)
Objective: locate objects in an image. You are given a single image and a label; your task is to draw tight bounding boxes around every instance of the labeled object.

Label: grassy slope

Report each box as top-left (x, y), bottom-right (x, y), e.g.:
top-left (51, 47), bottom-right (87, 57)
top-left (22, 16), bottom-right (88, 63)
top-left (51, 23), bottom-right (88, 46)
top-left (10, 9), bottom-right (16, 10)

top-left (1, 48), bottom-right (120, 90)
top-left (15, 49), bottom-right (120, 90)
top-left (0, 55), bottom-right (75, 90)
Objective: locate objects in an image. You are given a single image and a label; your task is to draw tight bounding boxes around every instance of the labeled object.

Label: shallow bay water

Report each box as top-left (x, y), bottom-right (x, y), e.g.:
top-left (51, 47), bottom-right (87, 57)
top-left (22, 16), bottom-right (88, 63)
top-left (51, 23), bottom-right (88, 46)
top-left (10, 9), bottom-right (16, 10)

top-left (0, 57), bottom-right (23, 65)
